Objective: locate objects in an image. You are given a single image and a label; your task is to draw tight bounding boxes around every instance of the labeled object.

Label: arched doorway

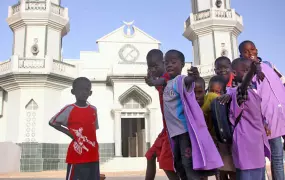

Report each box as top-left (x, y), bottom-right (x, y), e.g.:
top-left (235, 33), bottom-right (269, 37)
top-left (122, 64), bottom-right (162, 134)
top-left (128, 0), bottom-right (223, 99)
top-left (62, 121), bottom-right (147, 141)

top-left (113, 85), bottom-right (152, 157)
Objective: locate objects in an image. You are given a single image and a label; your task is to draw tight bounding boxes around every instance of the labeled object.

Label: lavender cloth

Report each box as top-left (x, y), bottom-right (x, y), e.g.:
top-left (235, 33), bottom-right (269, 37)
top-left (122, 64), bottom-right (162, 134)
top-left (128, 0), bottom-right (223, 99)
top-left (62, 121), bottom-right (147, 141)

top-left (252, 63), bottom-right (285, 139)
top-left (229, 87), bottom-right (271, 170)
top-left (171, 75), bottom-right (223, 170)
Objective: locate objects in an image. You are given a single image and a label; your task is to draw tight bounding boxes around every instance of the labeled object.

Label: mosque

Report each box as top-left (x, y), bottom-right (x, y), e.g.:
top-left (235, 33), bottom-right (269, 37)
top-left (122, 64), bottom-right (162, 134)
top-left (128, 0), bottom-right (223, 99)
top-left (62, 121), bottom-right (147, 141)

top-left (0, 0), bottom-right (242, 172)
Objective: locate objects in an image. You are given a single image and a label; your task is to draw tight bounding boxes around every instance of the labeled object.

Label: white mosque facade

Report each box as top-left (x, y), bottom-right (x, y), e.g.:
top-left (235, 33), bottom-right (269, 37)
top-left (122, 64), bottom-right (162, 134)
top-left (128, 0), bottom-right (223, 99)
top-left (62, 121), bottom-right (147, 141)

top-left (0, 0), bottom-right (242, 172)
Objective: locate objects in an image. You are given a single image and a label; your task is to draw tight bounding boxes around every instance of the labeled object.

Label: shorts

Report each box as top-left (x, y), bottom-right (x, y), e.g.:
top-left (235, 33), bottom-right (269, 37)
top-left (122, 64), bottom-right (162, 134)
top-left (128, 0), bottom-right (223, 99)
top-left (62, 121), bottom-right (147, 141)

top-left (173, 133), bottom-right (217, 179)
top-left (145, 129), bottom-right (174, 171)
top-left (66, 162), bottom-right (100, 180)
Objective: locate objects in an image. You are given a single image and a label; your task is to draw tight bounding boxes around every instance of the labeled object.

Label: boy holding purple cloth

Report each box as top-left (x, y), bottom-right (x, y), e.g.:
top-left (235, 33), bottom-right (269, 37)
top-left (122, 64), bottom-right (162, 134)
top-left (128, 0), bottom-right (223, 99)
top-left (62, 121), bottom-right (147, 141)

top-left (228, 58), bottom-right (271, 180)
top-left (147, 49), bottom-right (223, 180)
top-left (239, 40), bottom-right (285, 180)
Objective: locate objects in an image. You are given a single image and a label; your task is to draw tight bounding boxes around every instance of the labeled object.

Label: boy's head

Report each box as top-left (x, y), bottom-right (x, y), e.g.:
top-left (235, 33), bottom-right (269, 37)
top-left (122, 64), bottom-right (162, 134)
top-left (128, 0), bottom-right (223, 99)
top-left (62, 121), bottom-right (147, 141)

top-left (214, 56), bottom-right (232, 83)
top-left (194, 77), bottom-right (206, 107)
top-left (238, 40), bottom-right (258, 62)
top-left (208, 75), bottom-right (226, 95)
top-left (164, 50), bottom-right (185, 78)
top-left (231, 58), bottom-right (251, 83)
top-left (146, 49), bottom-right (164, 78)
top-left (71, 77), bottom-right (92, 102)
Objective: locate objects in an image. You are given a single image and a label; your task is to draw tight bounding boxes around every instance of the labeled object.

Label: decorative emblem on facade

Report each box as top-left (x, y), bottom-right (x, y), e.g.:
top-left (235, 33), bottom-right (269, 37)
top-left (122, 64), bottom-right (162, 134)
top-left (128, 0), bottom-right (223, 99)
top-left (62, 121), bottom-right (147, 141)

top-left (31, 38), bottom-right (39, 56)
top-left (123, 21), bottom-right (135, 37)
top-left (221, 43), bottom-right (228, 57)
top-left (119, 44), bottom-right (140, 62)
top-left (215, 0), bottom-right (222, 8)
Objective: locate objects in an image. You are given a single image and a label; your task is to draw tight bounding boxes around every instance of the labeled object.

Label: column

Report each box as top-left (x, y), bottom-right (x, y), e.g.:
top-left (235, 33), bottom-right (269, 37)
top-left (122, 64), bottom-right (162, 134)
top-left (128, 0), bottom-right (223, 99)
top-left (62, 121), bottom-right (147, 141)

top-left (114, 110), bottom-right (122, 157)
top-left (148, 108), bottom-right (157, 145)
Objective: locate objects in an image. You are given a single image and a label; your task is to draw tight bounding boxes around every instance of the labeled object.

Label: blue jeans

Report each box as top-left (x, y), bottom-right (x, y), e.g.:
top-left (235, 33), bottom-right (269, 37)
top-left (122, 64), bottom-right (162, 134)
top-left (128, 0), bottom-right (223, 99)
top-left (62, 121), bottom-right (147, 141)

top-left (236, 167), bottom-right (265, 180)
top-left (269, 137), bottom-right (284, 180)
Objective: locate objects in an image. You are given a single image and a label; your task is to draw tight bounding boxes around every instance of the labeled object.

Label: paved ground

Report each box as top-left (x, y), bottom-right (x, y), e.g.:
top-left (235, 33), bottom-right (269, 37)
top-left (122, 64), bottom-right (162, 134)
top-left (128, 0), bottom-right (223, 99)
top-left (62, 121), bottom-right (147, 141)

top-left (0, 177), bottom-right (169, 180)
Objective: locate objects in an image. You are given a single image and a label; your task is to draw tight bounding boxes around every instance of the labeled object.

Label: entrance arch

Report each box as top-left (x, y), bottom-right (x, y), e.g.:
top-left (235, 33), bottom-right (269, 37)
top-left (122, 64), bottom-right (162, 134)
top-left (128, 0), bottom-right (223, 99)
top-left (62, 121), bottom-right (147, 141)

top-left (113, 85), bottom-right (152, 157)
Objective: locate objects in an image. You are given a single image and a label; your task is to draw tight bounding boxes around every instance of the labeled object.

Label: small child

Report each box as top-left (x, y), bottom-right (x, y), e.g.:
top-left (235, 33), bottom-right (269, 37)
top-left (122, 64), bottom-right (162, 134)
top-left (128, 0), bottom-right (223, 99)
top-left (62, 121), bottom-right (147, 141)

top-left (148, 50), bottom-right (223, 179)
top-left (214, 57), bottom-right (234, 87)
top-left (239, 40), bottom-right (285, 180)
top-left (144, 49), bottom-right (179, 180)
top-left (194, 76), bottom-right (220, 180)
top-left (49, 77), bottom-right (101, 180)
top-left (207, 76), bottom-right (236, 180)
top-left (228, 58), bottom-right (270, 179)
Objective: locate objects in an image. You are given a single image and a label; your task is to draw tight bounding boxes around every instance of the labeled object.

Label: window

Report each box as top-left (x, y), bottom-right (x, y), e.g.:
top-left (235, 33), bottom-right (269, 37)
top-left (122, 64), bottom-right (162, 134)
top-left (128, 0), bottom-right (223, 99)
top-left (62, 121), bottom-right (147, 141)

top-left (25, 99), bottom-right (38, 110)
top-left (25, 99), bottom-right (38, 142)
top-left (123, 97), bottom-right (145, 109)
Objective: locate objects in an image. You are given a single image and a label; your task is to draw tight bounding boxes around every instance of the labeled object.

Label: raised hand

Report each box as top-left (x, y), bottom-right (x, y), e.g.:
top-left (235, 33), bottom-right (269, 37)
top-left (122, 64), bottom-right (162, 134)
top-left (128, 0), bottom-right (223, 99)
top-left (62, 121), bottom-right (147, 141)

top-left (217, 94), bottom-right (231, 105)
top-left (188, 66), bottom-right (200, 78)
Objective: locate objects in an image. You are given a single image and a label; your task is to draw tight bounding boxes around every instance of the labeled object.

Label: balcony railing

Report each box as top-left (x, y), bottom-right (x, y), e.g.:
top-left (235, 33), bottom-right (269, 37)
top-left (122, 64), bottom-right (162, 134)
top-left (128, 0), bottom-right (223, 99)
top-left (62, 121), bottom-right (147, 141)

top-left (0, 56), bottom-right (76, 78)
top-left (9, 0), bottom-right (67, 18)
top-left (184, 8), bottom-right (242, 28)
top-left (52, 60), bottom-right (76, 77)
top-left (196, 63), bottom-right (215, 77)
top-left (18, 58), bottom-right (45, 68)
top-left (25, 1), bottom-right (46, 11)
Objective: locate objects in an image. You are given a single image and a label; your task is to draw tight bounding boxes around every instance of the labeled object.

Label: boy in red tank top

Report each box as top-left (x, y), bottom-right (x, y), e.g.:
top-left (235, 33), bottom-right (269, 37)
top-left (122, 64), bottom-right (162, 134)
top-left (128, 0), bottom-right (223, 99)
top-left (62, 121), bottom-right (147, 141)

top-left (49, 77), bottom-right (101, 180)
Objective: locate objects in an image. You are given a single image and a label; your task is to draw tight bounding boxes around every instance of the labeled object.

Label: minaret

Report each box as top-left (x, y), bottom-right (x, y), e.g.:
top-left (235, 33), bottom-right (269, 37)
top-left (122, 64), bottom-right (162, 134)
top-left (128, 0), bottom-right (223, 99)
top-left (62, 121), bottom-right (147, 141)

top-left (7, 0), bottom-right (69, 61)
top-left (183, 0), bottom-right (243, 77)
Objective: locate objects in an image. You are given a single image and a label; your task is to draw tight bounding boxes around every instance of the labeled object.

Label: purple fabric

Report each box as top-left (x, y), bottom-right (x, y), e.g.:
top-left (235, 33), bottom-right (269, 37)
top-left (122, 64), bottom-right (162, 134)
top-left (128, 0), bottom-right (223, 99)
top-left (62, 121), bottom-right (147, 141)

top-left (171, 75), bottom-right (223, 170)
top-left (252, 63), bottom-right (285, 139)
top-left (229, 87), bottom-right (271, 170)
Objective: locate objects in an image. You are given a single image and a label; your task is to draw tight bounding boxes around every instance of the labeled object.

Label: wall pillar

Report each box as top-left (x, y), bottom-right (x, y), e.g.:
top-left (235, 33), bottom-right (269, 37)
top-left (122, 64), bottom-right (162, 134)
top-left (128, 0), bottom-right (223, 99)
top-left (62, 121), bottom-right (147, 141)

top-left (113, 110), bottom-right (122, 157)
top-left (148, 108), bottom-right (157, 145)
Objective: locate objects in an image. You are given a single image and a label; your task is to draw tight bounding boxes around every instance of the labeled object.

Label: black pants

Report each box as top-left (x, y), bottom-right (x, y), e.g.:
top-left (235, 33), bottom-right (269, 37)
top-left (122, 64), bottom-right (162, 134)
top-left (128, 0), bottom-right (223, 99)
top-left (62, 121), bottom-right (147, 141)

top-left (66, 162), bottom-right (100, 180)
top-left (173, 133), bottom-right (217, 180)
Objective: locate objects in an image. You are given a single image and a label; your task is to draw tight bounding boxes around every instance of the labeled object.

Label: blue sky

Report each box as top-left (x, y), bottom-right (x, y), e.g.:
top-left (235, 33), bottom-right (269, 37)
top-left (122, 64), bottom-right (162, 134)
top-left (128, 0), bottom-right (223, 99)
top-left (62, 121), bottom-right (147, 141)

top-left (0, 0), bottom-right (284, 73)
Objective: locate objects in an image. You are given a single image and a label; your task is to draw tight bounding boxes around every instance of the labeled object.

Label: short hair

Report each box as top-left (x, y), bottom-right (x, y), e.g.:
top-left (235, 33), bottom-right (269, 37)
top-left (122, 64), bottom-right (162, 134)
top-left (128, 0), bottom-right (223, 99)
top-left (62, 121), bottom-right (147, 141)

top-left (214, 56), bottom-right (231, 66)
top-left (165, 49), bottom-right (185, 63)
top-left (231, 57), bottom-right (248, 70)
top-left (195, 77), bottom-right (205, 89)
top-left (72, 77), bottom-right (91, 88)
top-left (209, 75), bottom-right (226, 87)
top-left (146, 49), bottom-right (163, 62)
top-left (238, 40), bottom-right (256, 53)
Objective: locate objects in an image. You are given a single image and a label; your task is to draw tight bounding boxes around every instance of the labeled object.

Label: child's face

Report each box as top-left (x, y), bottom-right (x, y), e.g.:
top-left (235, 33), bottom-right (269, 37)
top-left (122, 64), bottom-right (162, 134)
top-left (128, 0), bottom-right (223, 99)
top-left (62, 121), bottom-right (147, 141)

top-left (194, 82), bottom-right (205, 107)
top-left (147, 58), bottom-right (164, 78)
top-left (215, 60), bottom-right (232, 83)
top-left (72, 81), bottom-right (92, 101)
top-left (233, 61), bottom-right (251, 83)
top-left (209, 82), bottom-right (224, 95)
top-left (240, 42), bottom-right (258, 62)
top-left (164, 53), bottom-right (184, 78)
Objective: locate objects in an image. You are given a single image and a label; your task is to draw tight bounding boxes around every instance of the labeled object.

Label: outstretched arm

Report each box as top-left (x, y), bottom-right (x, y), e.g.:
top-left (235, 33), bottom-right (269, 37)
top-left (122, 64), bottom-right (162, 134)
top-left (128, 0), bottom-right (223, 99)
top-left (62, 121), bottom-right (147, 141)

top-left (145, 77), bottom-right (166, 87)
top-left (184, 75), bottom-right (196, 90)
top-left (239, 61), bottom-right (257, 94)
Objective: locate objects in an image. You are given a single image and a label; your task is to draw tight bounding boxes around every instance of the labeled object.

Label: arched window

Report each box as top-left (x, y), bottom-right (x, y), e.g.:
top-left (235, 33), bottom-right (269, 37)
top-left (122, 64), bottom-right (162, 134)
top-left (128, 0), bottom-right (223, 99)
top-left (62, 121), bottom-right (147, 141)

top-left (25, 99), bottom-right (38, 142)
top-left (123, 97), bottom-right (145, 109)
top-left (25, 99), bottom-right (38, 110)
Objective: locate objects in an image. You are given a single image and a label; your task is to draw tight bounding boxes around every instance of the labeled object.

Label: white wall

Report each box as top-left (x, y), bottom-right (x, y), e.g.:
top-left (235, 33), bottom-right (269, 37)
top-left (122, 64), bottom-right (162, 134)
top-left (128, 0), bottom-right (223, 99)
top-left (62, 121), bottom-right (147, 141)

top-left (47, 28), bottom-right (61, 60)
top-left (213, 31), bottom-right (233, 60)
top-left (199, 34), bottom-right (215, 65)
top-left (25, 26), bottom-right (46, 58)
top-left (13, 27), bottom-right (25, 57)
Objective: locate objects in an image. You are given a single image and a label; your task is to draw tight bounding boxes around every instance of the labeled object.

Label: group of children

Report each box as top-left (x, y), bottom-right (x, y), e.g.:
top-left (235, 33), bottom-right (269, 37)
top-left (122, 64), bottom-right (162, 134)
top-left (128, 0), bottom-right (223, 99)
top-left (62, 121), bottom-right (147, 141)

top-left (144, 40), bottom-right (285, 180)
top-left (47, 40), bottom-right (285, 180)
